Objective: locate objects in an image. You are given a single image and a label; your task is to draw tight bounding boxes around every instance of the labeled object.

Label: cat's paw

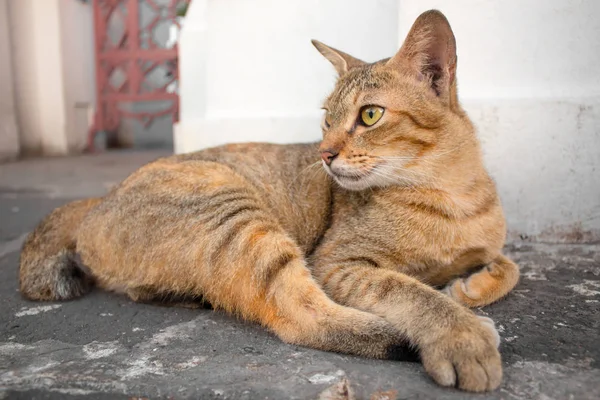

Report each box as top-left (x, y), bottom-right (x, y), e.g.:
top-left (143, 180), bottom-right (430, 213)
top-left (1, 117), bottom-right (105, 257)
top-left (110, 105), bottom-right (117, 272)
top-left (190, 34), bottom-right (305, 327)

top-left (442, 256), bottom-right (520, 308)
top-left (420, 314), bottom-right (502, 392)
top-left (442, 270), bottom-right (494, 308)
top-left (477, 316), bottom-right (500, 348)
top-left (442, 275), bottom-right (485, 307)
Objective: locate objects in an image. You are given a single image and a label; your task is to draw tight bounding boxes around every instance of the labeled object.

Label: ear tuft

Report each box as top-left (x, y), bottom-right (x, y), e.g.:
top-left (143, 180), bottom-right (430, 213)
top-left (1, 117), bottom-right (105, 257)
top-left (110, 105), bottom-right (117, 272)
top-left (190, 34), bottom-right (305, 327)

top-left (387, 10), bottom-right (457, 98)
top-left (311, 39), bottom-right (367, 76)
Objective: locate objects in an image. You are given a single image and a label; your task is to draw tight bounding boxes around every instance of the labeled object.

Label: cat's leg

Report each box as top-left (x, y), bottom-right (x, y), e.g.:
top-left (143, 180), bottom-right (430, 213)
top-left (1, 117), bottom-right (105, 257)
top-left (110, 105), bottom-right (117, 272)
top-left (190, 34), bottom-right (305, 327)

top-left (77, 160), bottom-right (410, 360)
top-left (115, 237), bottom-right (408, 359)
top-left (443, 254), bottom-right (520, 308)
top-left (254, 256), bottom-right (415, 360)
top-left (313, 260), bottom-right (502, 392)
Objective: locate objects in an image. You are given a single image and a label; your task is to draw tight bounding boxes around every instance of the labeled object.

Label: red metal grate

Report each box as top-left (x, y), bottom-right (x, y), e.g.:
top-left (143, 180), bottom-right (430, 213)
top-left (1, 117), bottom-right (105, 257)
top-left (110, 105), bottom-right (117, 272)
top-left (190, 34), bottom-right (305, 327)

top-left (88, 0), bottom-right (190, 150)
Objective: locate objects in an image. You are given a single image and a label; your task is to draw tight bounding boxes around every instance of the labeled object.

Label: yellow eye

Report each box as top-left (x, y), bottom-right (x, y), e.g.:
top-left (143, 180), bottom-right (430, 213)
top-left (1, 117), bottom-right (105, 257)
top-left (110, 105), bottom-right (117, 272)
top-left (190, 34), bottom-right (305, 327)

top-left (360, 106), bottom-right (384, 126)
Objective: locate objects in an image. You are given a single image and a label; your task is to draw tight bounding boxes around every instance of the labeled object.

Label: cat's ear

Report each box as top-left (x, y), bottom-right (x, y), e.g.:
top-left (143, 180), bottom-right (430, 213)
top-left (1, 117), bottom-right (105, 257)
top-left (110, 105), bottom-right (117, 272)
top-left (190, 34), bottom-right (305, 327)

top-left (311, 40), bottom-right (366, 76)
top-left (387, 10), bottom-right (457, 97)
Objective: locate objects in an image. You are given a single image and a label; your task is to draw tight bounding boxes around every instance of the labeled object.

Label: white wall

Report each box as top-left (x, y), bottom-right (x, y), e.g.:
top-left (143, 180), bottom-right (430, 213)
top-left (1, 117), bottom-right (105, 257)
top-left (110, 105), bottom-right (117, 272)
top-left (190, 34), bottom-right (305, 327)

top-left (59, 0), bottom-right (96, 153)
top-left (174, 0), bottom-right (399, 152)
top-left (176, 0), bottom-right (600, 243)
top-left (400, 0), bottom-right (600, 100)
top-left (0, 0), bottom-right (19, 162)
top-left (6, 0), bottom-right (94, 157)
top-left (9, 0), bottom-right (66, 155)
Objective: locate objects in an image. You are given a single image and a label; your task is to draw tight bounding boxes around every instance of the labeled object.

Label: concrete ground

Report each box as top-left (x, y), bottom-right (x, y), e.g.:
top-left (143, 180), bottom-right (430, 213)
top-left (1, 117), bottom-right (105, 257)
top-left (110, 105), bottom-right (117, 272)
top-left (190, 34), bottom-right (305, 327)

top-left (0, 151), bottom-right (598, 400)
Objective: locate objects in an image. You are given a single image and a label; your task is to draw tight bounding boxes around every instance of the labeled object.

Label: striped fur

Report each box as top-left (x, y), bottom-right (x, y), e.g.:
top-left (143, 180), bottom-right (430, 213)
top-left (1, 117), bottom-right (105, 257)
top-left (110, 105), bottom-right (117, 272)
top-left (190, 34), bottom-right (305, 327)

top-left (19, 10), bottom-right (518, 392)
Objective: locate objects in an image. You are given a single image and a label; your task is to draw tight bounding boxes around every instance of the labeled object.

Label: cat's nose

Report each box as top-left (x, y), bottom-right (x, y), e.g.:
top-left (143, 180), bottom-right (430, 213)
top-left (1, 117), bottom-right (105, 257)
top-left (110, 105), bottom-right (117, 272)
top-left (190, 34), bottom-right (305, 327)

top-left (321, 149), bottom-right (339, 166)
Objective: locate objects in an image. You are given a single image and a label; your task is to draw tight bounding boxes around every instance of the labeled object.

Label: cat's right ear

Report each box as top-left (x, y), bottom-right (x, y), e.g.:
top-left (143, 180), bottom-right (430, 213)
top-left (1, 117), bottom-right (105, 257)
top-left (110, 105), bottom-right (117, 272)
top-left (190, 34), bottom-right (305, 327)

top-left (387, 10), bottom-right (457, 99)
top-left (311, 40), bottom-right (366, 76)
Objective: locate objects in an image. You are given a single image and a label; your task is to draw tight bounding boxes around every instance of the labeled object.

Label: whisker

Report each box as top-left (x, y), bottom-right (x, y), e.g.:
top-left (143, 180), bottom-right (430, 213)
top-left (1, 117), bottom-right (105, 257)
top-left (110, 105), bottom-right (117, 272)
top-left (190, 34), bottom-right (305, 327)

top-left (369, 168), bottom-right (422, 187)
top-left (290, 161), bottom-right (322, 186)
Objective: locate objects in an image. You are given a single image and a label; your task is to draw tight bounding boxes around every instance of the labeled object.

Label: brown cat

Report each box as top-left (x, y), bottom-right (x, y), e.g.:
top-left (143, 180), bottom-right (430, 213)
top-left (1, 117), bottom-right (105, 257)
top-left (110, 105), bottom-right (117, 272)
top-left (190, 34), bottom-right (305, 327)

top-left (19, 10), bottom-right (519, 392)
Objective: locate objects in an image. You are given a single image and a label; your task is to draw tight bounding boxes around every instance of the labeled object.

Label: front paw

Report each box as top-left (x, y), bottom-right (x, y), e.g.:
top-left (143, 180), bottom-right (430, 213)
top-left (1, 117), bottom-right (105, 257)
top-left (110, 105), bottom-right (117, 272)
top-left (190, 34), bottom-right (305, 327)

top-left (443, 256), bottom-right (520, 308)
top-left (420, 315), bottom-right (502, 392)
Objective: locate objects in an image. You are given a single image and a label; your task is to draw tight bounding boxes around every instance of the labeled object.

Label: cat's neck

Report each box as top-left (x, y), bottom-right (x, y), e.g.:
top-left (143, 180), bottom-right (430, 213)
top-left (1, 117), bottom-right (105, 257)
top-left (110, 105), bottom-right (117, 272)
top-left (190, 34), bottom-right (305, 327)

top-left (384, 141), bottom-right (497, 219)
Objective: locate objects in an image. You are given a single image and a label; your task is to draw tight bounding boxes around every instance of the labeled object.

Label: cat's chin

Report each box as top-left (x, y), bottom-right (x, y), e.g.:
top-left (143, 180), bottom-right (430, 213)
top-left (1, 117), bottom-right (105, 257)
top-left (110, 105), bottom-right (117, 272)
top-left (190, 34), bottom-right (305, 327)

top-left (333, 175), bottom-right (375, 191)
top-left (327, 171), bottom-right (377, 191)
top-left (322, 163), bottom-right (379, 191)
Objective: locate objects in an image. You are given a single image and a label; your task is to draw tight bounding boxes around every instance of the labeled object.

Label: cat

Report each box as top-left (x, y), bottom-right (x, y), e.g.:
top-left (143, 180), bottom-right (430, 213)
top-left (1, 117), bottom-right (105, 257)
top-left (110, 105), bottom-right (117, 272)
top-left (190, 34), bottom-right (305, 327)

top-left (19, 10), bottom-right (519, 392)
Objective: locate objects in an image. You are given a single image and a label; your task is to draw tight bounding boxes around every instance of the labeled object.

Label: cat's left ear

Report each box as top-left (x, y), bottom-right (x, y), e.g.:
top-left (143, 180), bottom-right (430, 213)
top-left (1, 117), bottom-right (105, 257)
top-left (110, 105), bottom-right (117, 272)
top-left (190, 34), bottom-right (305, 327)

top-left (311, 40), bottom-right (366, 76)
top-left (387, 10), bottom-right (457, 98)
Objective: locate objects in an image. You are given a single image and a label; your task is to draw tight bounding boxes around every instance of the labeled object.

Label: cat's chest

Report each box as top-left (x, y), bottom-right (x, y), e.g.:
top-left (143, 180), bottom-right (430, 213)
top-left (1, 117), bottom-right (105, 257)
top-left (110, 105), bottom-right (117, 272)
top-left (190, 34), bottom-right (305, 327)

top-left (334, 191), bottom-right (492, 271)
top-left (370, 202), bottom-right (460, 263)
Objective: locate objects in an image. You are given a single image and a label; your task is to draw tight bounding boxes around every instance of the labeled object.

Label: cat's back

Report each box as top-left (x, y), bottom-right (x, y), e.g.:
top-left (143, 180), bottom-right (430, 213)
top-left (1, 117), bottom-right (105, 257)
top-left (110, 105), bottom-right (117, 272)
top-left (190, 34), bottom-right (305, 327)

top-left (175, 142), bottom-right (321, 187)
top-left (116, 142), bottom-right (332, 254)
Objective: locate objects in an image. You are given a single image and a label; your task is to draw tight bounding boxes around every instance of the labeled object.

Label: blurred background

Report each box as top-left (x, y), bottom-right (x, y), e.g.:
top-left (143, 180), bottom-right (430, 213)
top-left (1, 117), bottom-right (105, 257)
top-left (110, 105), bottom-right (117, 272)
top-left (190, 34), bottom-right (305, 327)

top-left (0, 0), bottom-right (599, 243)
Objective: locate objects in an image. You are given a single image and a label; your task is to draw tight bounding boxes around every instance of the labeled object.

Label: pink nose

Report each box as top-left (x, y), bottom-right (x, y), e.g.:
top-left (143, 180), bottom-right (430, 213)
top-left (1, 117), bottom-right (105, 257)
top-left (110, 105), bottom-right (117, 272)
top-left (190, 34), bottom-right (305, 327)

top-left (321, 150), bottom-right (339, 166)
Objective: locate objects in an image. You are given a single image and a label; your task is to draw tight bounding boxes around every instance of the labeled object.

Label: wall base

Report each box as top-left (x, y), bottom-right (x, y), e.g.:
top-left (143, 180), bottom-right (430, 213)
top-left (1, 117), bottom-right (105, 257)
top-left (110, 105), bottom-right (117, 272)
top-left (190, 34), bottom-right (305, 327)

top-left (463, 97), bottom-right (600, 243)
top-left (0, 115), bottom-right (19, 163)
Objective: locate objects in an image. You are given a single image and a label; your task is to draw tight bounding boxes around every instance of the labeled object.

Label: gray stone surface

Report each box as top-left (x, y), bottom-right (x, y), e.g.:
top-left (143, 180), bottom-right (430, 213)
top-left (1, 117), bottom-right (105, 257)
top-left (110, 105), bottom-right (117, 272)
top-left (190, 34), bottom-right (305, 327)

top-left (1, 151), bottom-right (599, 399)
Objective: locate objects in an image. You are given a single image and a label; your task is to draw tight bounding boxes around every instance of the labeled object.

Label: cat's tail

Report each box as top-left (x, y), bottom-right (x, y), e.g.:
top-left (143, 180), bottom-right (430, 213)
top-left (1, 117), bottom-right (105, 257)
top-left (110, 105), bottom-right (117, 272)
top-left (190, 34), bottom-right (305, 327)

top-left (19, 198), bottom-right (102, 301)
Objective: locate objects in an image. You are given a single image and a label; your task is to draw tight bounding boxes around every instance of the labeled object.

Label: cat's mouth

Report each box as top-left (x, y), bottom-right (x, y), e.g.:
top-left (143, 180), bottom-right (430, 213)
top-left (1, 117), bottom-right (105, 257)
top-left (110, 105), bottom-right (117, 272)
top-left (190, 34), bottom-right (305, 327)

top-left (332, 171), bottom-right (375, 191)
top-left (322, 162), bottom-right (376, 190)
top-left (332, 172), bottom-right (364, 181)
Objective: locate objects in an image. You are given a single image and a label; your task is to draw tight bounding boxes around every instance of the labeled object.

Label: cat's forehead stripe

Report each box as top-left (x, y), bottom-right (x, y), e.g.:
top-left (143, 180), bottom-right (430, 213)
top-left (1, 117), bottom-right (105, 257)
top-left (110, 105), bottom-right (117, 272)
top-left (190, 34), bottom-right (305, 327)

top-left (327, 65), bottom-right (392, 117)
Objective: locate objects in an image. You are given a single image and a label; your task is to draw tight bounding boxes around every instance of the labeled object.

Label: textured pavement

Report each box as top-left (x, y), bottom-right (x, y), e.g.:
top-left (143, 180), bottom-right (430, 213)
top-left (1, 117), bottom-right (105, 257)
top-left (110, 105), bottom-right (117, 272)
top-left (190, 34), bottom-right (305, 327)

top-left (1, 151), bottom-right (599, 399)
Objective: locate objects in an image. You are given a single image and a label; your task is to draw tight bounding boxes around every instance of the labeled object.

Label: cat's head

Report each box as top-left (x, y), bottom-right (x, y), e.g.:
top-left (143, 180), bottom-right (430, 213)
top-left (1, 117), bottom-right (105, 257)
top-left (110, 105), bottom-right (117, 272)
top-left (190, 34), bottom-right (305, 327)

top-left (313, 10), bottom-right (478, 191)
